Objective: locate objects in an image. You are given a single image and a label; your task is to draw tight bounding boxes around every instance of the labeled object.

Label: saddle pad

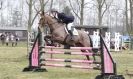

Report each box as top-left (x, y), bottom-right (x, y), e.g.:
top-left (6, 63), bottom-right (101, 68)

top-left (64, 27), bottom-right (79, 36)
top-left (72, 28), bottom-right (78, 35)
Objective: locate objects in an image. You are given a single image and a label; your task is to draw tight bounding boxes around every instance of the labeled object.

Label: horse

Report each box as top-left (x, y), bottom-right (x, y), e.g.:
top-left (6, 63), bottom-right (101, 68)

top-left (38, 12), bottom-right (94, 60)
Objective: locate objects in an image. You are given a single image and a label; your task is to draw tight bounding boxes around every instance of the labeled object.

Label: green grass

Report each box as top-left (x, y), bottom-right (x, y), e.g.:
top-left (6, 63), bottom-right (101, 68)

top-left (0, 42), bottom-right (133, 79)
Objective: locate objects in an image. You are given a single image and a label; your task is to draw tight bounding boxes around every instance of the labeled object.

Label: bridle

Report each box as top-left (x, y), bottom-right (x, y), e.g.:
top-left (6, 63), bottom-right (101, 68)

top-left (47, 14), bottom-right (59, 25)
top-left (42, 14), bottom-right (59, 26)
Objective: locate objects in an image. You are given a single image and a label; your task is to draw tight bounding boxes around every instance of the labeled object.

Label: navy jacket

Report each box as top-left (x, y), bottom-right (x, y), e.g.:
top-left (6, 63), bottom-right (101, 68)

top-left (57, 13), bottom-right (74, 24)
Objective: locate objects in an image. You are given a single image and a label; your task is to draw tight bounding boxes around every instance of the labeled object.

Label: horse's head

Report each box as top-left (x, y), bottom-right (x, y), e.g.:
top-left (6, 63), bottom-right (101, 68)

top-left (38, 11), bottom-right (57, 27)
top-left (38, 12), bottom-right (47, 26)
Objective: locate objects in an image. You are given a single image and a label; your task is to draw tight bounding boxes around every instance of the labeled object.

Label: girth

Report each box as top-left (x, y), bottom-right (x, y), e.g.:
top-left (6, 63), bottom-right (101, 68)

top-left (62, 35), bottom-right (68, 45)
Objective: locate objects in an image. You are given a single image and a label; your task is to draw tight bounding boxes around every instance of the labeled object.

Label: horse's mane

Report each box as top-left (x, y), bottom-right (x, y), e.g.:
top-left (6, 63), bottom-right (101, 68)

top-left (45, 14), bottom-right (65, 26)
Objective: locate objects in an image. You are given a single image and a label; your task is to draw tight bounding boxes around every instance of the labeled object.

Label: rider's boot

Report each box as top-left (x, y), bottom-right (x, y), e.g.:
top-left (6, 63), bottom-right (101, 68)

top-left (68, 30), bottom-right (74, 41)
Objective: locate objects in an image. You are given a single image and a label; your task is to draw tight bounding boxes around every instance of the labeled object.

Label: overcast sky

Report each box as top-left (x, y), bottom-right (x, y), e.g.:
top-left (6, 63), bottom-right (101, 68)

top-left (0, 0), bottom-right (128, 28)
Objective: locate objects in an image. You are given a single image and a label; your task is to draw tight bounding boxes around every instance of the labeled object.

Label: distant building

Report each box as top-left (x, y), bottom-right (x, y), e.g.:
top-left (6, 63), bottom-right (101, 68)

top-left (0, 26), bottom-right (27, 41)
top-left (0, 25), bottom-right (109, 41)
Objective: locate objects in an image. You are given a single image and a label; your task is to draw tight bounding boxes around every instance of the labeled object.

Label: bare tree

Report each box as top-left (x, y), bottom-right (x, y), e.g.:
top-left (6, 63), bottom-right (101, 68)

top-left (0, 0), bottom-right (3, 27)
top-left (125, 0), bottom-right (130, 33)
top-left (26, 0), bottom-right (35, 31)
top-left (39, 0), bottom-right (44, 11)
top-left (26, 0), bottom-right (49, 31)
top-left (125, 0), bottom-right (133, 49)
top-left (80, 0), bottom-right (84, 25)
top-left (96, 0), bottom-right (113, 27)
top-left (69, 0), bottom-right (85, 25)
top-left (39, 0), bottom-right (49, 11)
top-left (129, 0), bottom-right (133, 34)
top-left (49, 0), bottom-right (54, 11)
top-left (125, 0), bottom-right (133, 35)
top-left (0, 1), bottom-right (2, 10)
top-left (12, 10), bottom-right (22, 27)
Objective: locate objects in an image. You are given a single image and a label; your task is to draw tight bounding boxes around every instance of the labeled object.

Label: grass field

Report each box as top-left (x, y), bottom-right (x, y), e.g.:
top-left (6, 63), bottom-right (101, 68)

top-left (0, 42), bottom-right (133, 79)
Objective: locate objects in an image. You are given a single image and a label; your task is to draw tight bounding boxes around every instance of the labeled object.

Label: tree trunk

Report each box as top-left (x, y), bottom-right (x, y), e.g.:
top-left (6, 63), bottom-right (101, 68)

top-left (129, 0), bottom-right (133, 33)
top-left (40, 0), bottom-right (45, 11)
top-left (98, 6), bottom-right (102, 27)
top-left (80, 0), bottom-right (84, 25)
top-left (97, 0), bottom-right (104, 27)
top-left (125, 0), bottom-right (133, 50)
top-left (125, 0), bottom-right (130, 33)
top-left (0, 1), bottom-right (2, 10)
top-left (49, 0), bottom-right (53, 11)
top-left (129, 0), bottom-right (133, 50)
top-left (28, 0), bottom-right (33, 32)
top-left (98, 3), bottom-right (103, 27)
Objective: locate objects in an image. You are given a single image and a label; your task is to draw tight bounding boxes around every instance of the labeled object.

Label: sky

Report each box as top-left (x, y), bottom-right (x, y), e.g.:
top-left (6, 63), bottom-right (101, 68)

top-left (0, 0), bottom-right (127, 28)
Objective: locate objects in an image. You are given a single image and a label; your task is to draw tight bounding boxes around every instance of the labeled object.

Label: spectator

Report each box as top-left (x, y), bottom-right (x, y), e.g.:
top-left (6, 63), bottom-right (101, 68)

top-left (10, 33), bottom-right (15, 47)
top-left (14, 33), bottom-right (19, 46)
top-left (5, 33), bottom-right (10, 46)
top-left (0, 33), bottom-right (6, 46)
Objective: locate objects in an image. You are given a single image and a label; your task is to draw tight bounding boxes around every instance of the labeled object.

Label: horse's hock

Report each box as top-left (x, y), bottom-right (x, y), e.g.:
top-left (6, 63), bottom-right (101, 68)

top-left (23, 28), bottom-right (125, 79)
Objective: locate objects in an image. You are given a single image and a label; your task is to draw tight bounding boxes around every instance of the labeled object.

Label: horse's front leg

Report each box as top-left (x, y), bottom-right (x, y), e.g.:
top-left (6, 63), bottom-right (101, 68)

top-left (43, 35), bottom-right (53, 46)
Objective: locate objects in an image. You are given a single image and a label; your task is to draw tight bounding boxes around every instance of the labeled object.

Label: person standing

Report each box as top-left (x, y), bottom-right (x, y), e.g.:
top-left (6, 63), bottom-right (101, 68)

top-left (14, 33), bottom-right (19, 46)
top-left (0, 33), bottom-right (5, 46)
top-left (5, 33), bottom-right (10, 46)
top-left (10, 33), bottom-right (15, 47)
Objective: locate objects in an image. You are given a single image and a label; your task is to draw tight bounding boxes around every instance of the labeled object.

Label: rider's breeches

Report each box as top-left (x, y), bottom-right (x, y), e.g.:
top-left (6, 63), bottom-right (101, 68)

top-left (67, 23), bottom-right (73, 30)
top-left (67, 23), bottom-right (73, 36)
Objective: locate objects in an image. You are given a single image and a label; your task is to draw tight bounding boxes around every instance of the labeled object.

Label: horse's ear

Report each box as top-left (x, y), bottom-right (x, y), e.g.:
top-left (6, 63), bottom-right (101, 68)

top-left (39, 11), bottom-right (45, 17)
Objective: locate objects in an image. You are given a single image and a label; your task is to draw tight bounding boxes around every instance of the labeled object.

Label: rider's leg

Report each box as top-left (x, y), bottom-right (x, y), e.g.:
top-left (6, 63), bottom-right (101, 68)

top-left (67, 23), bottom-right (74, 40)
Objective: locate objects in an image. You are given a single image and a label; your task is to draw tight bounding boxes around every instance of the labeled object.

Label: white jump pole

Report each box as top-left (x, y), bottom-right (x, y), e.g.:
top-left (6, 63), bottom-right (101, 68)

top-left (105, 32), bottom-right (111, 51)
top-left (114, 32), bottom-right (121, 51)
top-left (93, 31), bottom-right (99, 48)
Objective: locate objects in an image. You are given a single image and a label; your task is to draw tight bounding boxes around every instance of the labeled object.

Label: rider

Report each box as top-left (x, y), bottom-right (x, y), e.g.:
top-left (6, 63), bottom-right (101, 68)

top-left (50, 9), bottom-right (75, 40)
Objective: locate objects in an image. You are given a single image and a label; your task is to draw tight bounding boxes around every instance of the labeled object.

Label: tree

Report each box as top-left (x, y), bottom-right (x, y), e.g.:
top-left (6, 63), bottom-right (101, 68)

top-left (129, 0), bottom-right (133, 34)
top-left (12, 10), bottom-right (22, 27)
top-left (0, 0), bottom-right (3, 27)
top-left (125, 0), bottom-right (130, 33)
top-left (63, 6), bottom-right (71, 15)
top-left (0, 0), bottom-right (2, 10)
top-left (96, 0), bottom-right (113, 27)
top-left (26, 0), bottom-right (49, 31)
top-left (69, 0), bottom-right (85, 25)
top-left (49, 0), bottom-right (54, 11)
top-left (39, 0), bottom-right (44, 11)
top-left (26, 0), bottom-right (35, 31)
top-left (80, 0), bottom-right (84, 25)
top-left (125, 0), bottom-right (133, 49)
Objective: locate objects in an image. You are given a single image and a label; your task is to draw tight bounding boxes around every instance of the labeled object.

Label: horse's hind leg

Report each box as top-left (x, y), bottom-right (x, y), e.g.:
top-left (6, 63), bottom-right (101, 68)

top-left (80, 33), bottom-right (97, 61)
top-left (81, 49), bottom-right (90, 60)
top-left (82, 40), bottom-right (96, 61)
top-left (75, 43), bottom-right (90, 60)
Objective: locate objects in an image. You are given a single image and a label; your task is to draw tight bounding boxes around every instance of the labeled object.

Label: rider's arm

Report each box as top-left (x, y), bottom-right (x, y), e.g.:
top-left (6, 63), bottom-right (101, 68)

top-left (58, 13), bottom-right (65, 18)
top-left (57, 13), bottom-right (66, 23)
